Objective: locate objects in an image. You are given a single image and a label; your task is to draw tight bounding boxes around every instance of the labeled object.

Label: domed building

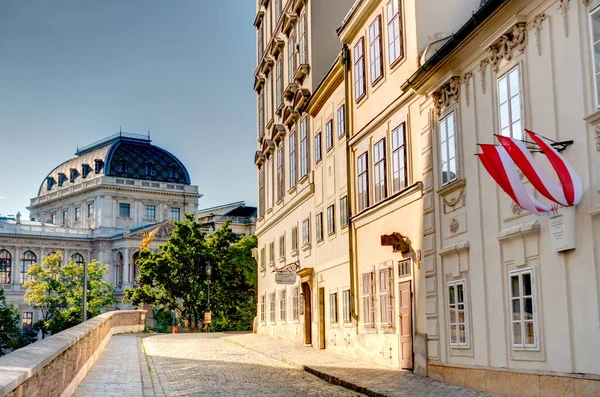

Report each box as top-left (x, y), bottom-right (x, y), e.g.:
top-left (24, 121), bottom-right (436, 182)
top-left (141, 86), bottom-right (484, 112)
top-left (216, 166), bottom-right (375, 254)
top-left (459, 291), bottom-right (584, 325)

top-left (0, 132), bottom-right (201, 323)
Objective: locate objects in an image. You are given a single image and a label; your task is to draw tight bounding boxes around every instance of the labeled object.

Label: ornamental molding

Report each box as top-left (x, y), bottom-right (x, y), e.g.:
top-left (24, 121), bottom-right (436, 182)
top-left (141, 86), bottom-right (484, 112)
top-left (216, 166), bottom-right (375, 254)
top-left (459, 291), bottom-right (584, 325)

top-left (442, 187), bottom-right (466, 213)
top-left (595, 125), bottom-right (600, 151)
top-left (532, 14), bottom-right (548, 56)
top-left (479, 59), bottom-right (489, 94)
top-left (432, 77), bottom-right (461, 115)
top-left (559, 0), bottom-right (571, 37)
top-left (584, 0), bottom-right (591, 6)
top-left (449, 218), bottom-right (460, 234)
top-left (510, 201), bottom-right (524, 215)
top-left (487, 23), bottom-right (528, 73)
top-left (463, 72), bottom-right (473, 107)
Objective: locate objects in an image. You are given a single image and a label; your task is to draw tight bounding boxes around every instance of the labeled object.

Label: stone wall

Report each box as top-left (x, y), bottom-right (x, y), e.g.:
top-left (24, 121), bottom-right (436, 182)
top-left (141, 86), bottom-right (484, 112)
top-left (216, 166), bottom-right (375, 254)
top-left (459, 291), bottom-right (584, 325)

top-left (0, 310), bottom-right (145, 397)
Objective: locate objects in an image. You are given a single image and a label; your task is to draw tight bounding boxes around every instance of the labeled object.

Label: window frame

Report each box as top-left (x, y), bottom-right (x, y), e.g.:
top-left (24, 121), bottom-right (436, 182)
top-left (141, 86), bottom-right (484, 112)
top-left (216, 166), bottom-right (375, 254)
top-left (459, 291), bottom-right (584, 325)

top-left (509, 268), bottom-right (538, 349)
top-left (342, 289), bottom-right (351, 323)
top-left (299, 117), bottom-right (309, 178)
top-left (316, 212), bottom-right (324, 242)
top-left (289, 129), bottom-right (297, 188)
top-left (340, 196), bottom-right (349, 228)
top-left (276, 57), bottom-right (284, 110)
top-left (291, 225), bottom-right (299, 251)
top-left (439, 111), bottom-right (459, 186)
top-left (259, 166), bottom-right (265, 217)
top-left (386, 0), bottom-right (404, 66)
top-left (369, 15), bottom-right (384, 85)
top-left (361, 271), bottom-right (375, 327)
top-left (590, 7), bottom-right (600, 108)
top-left (20, 251), bottom-right (36, 285)
top-left (357, 152), bottom-right (369, 212)
top-left (314, 132), bottom-right (322, 164)
top-left (277, 144), bottom-right (285, 201)
top-left (87, 203), bottom-right (93, 218)
top-left (391, 123), bottom-right (408, 194)
top-left (74, 207), bottom-right (80, 222)
top-left (279, 288), bottom-right (287, 321)
top-left (447, 279), bottom-right (469, 347)
top-left (0, 249), bottom-right (11, 285)
top-left (22, 311), bottom-right (33, 330)
top-left (325, 119), bottom-right (333, 151)
top-left (260, 294), bottom-right (266, 323)
top-left (302, 218), bottom-right (310, 246)
top-left (292, 286), bottom-right (300, 320)
top-left (270, 292), bottom-right (276, 323)
top-left (378, 267), bottom-right (394, 327)
top-left (169, 207), bottom-right (181, 222)
top-left (337, 105), bottom-right (346, 138)
top-left (354, 38), bottom-right (366, 102)
top-left (327, 204), bottom-right (335, 236)
top-left (145, 205), bottom-right (156, 220)
top-left (298, 12), bottom-right (308, 65)
top-left (258, 90), bottom-right (265, 134)
top-left (279, 234), bottom-right (286, 258)
top-left (269, 241), bottom-right (275, 263)
top-left (373, 138), bottom-right (387, 203)
top-left (288, 32), bottom-right (297, 85)
top-left (119, 203), bottom-right (131, 219)
top-left (497, 65), bottom-right (523, 140)
top-left (329, 292), bottom-right (339, 323)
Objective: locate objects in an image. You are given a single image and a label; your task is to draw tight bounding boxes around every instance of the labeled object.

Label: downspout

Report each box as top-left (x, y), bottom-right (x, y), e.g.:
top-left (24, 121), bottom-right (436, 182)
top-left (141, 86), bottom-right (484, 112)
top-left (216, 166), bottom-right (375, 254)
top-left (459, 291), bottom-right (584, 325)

top-left (341, 44), bottom-right (359, 326)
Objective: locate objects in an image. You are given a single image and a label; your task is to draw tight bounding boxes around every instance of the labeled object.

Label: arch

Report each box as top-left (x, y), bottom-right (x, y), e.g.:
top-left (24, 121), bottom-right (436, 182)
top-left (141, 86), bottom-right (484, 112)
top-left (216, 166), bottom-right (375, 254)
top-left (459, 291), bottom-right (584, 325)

top-left (116, 252), bottom-right (124, 287)
top-left (21, 251), bottom-right (36, 284)
top-left (71, 253), bottom-right (85, 266)
top-left (0, 249), bottom-right (12, 284)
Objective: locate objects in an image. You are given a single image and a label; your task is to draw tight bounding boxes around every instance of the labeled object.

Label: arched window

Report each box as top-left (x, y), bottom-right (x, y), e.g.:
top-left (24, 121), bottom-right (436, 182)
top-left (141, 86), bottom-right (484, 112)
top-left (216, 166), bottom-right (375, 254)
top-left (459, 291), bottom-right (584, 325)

top-left (71, 253), bottom-right (85, 266)
top-left (132, 252), bottom-right (140, 284)
top-left (116, 252), bottom-right (124, 286)
top-left (21, 251), bottom-right (36, 284)
top-left (0, 250), bottom-right (11, 284)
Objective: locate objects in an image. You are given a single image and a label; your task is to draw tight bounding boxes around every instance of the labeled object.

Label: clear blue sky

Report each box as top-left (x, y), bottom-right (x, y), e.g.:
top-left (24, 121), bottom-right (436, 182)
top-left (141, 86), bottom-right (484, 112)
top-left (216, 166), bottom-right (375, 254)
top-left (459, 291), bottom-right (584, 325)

top-left (0, 0), bottom-right (257, 217)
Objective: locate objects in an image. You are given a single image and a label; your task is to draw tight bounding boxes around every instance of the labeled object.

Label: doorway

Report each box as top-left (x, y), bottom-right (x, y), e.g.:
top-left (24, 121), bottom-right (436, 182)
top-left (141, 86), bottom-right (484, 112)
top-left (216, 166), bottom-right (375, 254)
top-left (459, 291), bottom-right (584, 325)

top-left (318, 287), bottom-right (325, 349)
top-left (301, 282), bottom-right (312, 346)
top-left (398, 280), bottom-right (413, 369)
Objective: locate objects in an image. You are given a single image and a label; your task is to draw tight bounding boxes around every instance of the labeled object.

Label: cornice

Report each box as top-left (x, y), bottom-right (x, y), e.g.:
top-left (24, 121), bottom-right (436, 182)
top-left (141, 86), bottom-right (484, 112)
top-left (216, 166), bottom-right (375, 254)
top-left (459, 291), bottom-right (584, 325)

top-left (305, 60), bottom-right (344, 117)
top-left (338, 0), bottom-right (380, 44)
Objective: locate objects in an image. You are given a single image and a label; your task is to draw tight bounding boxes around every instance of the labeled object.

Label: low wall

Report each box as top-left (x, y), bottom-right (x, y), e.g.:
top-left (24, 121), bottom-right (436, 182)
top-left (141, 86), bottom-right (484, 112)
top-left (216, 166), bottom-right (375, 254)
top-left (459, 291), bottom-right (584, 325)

top-left (0, 310), bottom-right (145, 397)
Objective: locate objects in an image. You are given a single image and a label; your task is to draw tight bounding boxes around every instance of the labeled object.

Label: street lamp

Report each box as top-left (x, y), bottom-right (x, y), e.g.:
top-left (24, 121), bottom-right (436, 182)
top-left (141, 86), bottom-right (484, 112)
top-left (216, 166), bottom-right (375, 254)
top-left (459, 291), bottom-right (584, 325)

top-left (205, 261), bottom-right (212, 332)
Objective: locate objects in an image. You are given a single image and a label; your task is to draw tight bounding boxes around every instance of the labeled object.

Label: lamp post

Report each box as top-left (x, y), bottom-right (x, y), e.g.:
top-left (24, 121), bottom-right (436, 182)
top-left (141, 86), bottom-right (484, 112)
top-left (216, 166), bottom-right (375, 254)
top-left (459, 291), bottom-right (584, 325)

top-left (205, 261), bottom-right (212, 332)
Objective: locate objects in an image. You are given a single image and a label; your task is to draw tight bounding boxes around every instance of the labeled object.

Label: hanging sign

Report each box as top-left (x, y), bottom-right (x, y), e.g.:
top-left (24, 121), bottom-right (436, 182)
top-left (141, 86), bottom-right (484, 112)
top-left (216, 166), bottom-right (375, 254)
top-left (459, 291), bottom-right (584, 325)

top-left (548, 206), bottom-right (576, 252)
top-left (204, 310), bottom-right (212, 324)
top-left (275, 271), bottom-right (297, 285)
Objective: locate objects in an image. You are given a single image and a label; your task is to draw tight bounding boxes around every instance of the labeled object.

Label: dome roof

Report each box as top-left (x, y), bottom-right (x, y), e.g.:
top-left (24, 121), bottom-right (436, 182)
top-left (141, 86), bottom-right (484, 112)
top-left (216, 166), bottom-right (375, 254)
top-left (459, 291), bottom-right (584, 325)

top-left (39, 133), bottom-right (191, 195)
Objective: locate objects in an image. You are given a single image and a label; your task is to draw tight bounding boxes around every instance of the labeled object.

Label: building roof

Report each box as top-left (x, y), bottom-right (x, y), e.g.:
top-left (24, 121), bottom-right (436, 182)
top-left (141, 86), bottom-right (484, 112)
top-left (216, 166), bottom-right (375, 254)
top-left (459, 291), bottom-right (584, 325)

top-left (39, 132), bottom-right (191, 196)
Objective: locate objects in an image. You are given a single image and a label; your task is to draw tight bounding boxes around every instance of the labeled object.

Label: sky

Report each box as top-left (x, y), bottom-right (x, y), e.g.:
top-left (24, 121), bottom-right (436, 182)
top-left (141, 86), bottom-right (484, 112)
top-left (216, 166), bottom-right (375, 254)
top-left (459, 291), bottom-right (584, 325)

top-left (0, 0), bottom-right (257, 217)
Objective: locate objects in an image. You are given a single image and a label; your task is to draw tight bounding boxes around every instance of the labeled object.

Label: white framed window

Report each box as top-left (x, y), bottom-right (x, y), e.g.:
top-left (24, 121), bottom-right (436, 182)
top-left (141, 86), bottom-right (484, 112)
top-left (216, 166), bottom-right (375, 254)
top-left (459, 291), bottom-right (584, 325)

top-left (269, 241), bottom-right (275, 263)
top-left (386, 0), bottom-right (403, 65)
top-left (22, 311), bottom-right (33, 330)
top-left (378, 267), bottom-right (394, 327)
top-left (325, 119), bottom-right (333, 151)
top-left (260, 246), bottom-right (266, 271)
top-left (259, 167), bottom-right (265, 217)
top-left (298, 13), bottom-right (308, 65)
top-left (314, 132), bottom-right (322, 163)
top-left (276, 57), bottom-right (283, 109)
top-left (373, 138), bottom-right (386, 203)
top-left (327, 205), bottom-right (335, 235)
top-left (258, 24), bottom-right (264, 60)
top-left (292, 286), bottom-right (300, 320)
top-left (302, 218), bottom-right (310, 245)
top-left (361, 271), bottom-right (375, 326)
top-left (74, 207), bottom-right (80, 221)
top-left (279, 289), bottom-right (287, 321)
top-left (118, 203), bottom-right (130, 218)
top-left (342, 289), bottom-right (351, 323)
top-left (291, 226), bottom-right (298, 251)
top-left (169, 207), bottom-right (180, 221)
top-left (289, 129), bottom-right (297, 187)
top-left (316, 212), bottom-right (323, 242)
top-left (145, 205), bottom-right (156, 220)
top-left (340, 196), bottom-right (349, 228)
top-left (497, 65), bottom-right (523, 139)
top-left (337, 105), bottom-right (345, 137)
top-left (288, 33), bottom-right (297, 84)
top-left (357, 152), bottom-right (369, 211)
top-left (369, 15), bottom-right (383, 84)
top-left (300, 117), bottom-right (309, 178)
top-left (590, 7), bottom-right (600, 108)
top-left (439, 112), bottom-right (458, 185)
top-left (447, 280), bottom-right (468, 347)
top-left (354, 38), bottom-right (366, 101)
top-left (329, 292), bottom-right (339, 323)
top-left (279, 235), bottom-right (285, 258)
top-left (260, 295), bottom-right (266, 322)
top-left (87, 203), bottom-right (93, 218)
top-left (277, 145), bottom-right (284, 201)
top-left (509, 268), bottom-right (537, 349)
top-left (391, 123), bottom-right (407, 193)
top-left (269, 292), bottom-right (276, 323)
top-left (258, 90), bottom-right (264, 134)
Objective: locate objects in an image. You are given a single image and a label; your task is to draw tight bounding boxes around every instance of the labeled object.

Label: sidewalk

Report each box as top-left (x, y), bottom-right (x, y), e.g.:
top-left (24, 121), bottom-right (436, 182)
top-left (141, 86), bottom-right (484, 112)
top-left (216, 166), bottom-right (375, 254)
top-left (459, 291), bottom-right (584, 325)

top-left (224, 333), bottom-right (489, 397)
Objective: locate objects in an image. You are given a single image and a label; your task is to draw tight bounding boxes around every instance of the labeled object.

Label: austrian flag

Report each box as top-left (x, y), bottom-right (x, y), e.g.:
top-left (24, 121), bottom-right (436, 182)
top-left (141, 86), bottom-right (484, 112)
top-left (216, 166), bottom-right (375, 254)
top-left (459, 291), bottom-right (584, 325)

top-left (477, 130), bottom-right (582, 215)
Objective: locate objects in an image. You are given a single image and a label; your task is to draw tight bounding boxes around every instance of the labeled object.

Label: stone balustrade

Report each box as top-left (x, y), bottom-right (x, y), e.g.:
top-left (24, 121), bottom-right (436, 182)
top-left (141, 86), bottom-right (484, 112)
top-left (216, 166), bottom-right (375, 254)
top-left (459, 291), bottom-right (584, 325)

top-left (0, 310), bottom-right (145, 397)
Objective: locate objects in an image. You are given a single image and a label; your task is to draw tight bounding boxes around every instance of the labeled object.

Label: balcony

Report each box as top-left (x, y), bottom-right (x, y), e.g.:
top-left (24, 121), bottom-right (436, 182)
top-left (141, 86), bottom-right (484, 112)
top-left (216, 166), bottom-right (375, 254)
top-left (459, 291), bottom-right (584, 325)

top-left (270, 38), bottom-right (285, 58)
top-left (282, 13), bottom-right (298, 36)
top-left (294, 64), bottom-right (310, 84)
top-left (283, 82), bottom-right (298, 101)
top-left (261, 56), bottom-right (274, 75)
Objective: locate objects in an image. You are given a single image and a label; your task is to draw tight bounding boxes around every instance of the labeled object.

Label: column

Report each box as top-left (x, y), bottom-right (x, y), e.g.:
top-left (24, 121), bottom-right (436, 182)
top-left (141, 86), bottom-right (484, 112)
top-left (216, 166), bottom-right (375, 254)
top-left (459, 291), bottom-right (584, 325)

top-left (12, 246), bottom-right (21, 287)
top-left (123, 248), bottom-right (131, 286)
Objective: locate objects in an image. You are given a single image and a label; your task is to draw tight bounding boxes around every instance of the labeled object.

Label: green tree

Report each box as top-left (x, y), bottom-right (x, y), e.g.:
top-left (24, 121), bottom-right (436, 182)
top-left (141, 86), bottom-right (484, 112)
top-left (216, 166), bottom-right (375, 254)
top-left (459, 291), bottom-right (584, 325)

top-left (24, 252), bottom-right (116, 337)
top-left (0, 289), bottom-right (24, 356)
top-left (125, 214), bottom-right (257, 331)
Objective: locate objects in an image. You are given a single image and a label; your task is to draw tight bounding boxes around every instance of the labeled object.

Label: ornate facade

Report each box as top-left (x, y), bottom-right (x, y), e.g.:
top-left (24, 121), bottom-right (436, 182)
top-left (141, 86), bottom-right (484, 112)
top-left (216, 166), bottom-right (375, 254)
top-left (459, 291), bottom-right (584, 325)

top-left (0, 132), bottom-right (201, 326)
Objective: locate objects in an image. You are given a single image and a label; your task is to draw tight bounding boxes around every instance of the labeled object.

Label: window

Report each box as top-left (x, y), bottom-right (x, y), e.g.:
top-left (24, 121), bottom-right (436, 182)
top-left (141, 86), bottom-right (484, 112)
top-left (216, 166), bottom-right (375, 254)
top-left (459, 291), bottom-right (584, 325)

top-left (144, 163), bottom-right (154, 176)
top-left (119, 203), bottom-right (130, 218)
top-left (276, 57), bottom-right (283, 109)
top-left (270, 292), bottom-right (276, 322)
top-left (379, 267), bottom-right (394, 327)
top-left (340, 196), bottom-right (349, 228)
top-left (391, 124), bottom-right (408, 193)
top-left (357, 152), bottom-right (369, 211)
top-left (398, 259), bottom-right (411, 276)
top-left (314, 132), bottom-right (322, 163)
top-left (510, 269), bottom-right (537, 348)
top-left (169, 208), bottom-right (181, 221)
top-left (291, 226), bottom-right (298, 251)
top-left (51, 214), bottom-right (56, 225)
top-left (354, 38), bottom-right (366, 101)
top-left (288, 33), bottom-right (297, 84)
top-left (590, 8), bottom-right (600, 107)
top-left (258, 90), bottom-right (265, 133)
top-left (373, 139), bottom-right (387, 203)
top-left (325, 119), bottom-right (333, 151)
top-left (275, 0), bottom-right (282, 22)
top-left (362, 272), bottom-right (375, 326)
top-left (258, 25), bottom-right (264, 60)
top-left (497, 66), bottom-right (522, 139)
top-left (260, 295), bottom-right (266, 322)
top-left (300, 117), bottom-right (309, 178)
top-left (387, 0), bottom-right (403, 65)
top-left (145, 205), bottom-right (156, 220)
top-left (70, 169), bottom-right (78, 183)
top-left (71, 253), bottom-right (85, 266)
top-left (316, 212), bottom-right (323, 242)
top-left (62, 211), bottom-right (68, 225)
top-left (302, 218), bottom-right (310, 245)
top-left (0, 250), bottom-right (11, 284)
top-left (22, 312), bottom-right (33, 330)
top-left (21, 251), bottom-right (36, 284)
top-left (436, 112), bottom-right (458, 185)
top-left (87, 203), bottom-right (93, 218)
top-left (448, 280), bottom-right (468, 346)
top-left (116, 252), bottom-right (124, 286)
top-left (289, 130), bottom-right (297, 188)
top-left (259, 167), bottom-right (265, 217)
top-left (343, 290), bottom-right (351, 323)
top-left (292, 286), bottom-right (300, 320)
top-left (327, 205), bottom-right (335, 235)
top-left (269, 241), bottom-right (275, 263)
top-left (279, 289), bottom-right (287, 321)
top-left (337, 105), bottom-right (345, 137)
top-left (329, 292), bottom-right (338, 323)
top-left (369, 16), bottom-right (383, 84)
top-left (94, 159), bottom-right (103, 174)
top-left (260, 246), bottom-right (266, 270)
top-left (277, 145), bottom-right (285, 201)
top-left (74, 207), bottom-right (80, 221)
top-left (279, 235), bottom-right (285, 258)
top-left (298, 13), bottom-right (307, 65)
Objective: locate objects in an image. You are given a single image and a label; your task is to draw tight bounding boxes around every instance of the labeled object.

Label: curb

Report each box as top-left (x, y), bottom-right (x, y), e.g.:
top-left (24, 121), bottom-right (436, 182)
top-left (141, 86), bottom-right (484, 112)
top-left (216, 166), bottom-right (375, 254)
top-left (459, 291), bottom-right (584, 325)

top-left (223, 337), bottom-right (390, 397)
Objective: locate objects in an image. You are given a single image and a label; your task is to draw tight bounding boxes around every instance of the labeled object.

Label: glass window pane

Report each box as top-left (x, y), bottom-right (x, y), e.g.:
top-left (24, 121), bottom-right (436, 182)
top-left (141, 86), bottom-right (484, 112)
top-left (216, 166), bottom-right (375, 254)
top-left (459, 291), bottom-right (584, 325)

top-left (448, 136), bottom-right (456, 160)
top-left (450, 325), bottom-right (457, 343)
top-left (592, 11), bottom-right (600, 43)
top-left (511, 95), bottom-right (521, 122)
top-left (513, 322), bottom-right (522, 345)
top-left (512, 120), bottom-right (522, 140)
top-left (509, 68), bottom-right (520, 97)
top-left (511, 275), bottom-right (520, 297)
top-left (512, 298), bottom-right (521, 320)
top-left (449, 308), bottom-right (456, 323)
top-left (447, 113), bottom-right (455, 136)
top-left (498, 76), bottom-right (508, 103)
top-left (440, 120), bottom-right (447, 142)
top-left (458, 310), bottom-right (465, 323)
top-left (449, 158), bottom-right (457, 181)
top-left (524, 297), bottom-right (534, 320)
top-left (523, 272), bottom-right (532, 296)
top-left (500, 103), bottom-right (510, 129)
top-left (459, 324), bottom-right (466, 343)
top-left (448, 285), bottom-right (455, 304)
top-left (525, 321), bottom-right (535, 345)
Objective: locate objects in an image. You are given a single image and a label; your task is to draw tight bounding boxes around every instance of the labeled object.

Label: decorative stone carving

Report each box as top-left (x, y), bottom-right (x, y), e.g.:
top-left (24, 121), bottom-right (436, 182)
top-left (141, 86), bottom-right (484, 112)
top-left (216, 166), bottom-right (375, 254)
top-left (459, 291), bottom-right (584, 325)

top-left (595, 125), bottom-right (600, 152)
top-left (449, 219), bottom-right (459, 234)
top-left (559, 0), bottom-right (571, 37)
top-left (511, 201), bottom-right (524, 215)
top-left (463, 72), bottom-right (472, 107)
top-left (584, 0), bottom-right (592, 6)
top-left (533, 14), bottom-right (548, 56)
top-left (442, 187), bottom-right (466, 214)
top-left (479, 59), bottom-right (488, 94)
top-left (432, 77), bottom-right (461, 115)
top-left (488, 23), bottom-right (528, 73)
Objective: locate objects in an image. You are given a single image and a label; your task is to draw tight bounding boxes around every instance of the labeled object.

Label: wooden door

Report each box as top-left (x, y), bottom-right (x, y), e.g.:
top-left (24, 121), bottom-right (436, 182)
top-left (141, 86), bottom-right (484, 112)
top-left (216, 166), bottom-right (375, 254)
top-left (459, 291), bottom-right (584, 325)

top-left (398, 281), bottom-right (413, 369)
top-left (302, 282), bottom-right (312, 345)
top-left (318, 287), bottom-right (325, 349)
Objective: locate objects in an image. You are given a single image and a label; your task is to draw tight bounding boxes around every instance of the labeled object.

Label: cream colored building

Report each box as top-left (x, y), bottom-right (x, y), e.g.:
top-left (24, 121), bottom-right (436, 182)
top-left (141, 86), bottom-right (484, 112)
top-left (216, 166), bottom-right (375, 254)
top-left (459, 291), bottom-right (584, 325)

top-left (197, 201), bottom-right (256, 237)
top-left (398, 0), bottom-right (600, 393)
top-left (253, 0), bottom-right (354, 350)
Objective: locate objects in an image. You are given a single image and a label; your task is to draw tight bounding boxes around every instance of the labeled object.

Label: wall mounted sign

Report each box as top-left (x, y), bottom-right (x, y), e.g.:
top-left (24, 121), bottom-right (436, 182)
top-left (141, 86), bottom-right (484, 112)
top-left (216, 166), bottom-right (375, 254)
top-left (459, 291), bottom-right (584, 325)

top-left (549, 206), bottom-right (576, 252)
top-left (275, 271), bottom-right (297, 285)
